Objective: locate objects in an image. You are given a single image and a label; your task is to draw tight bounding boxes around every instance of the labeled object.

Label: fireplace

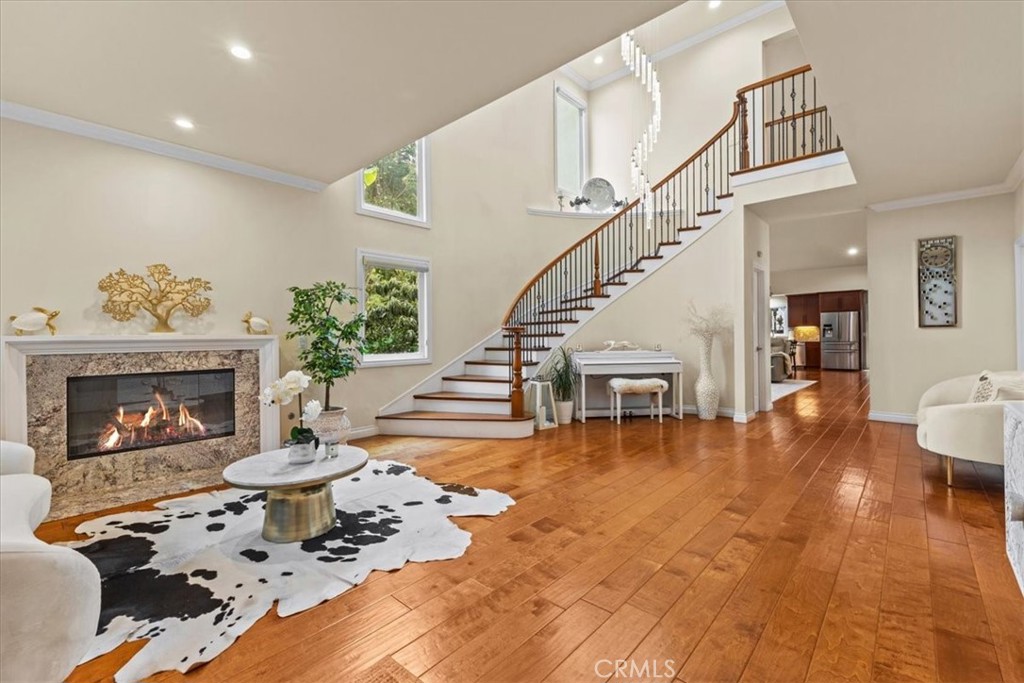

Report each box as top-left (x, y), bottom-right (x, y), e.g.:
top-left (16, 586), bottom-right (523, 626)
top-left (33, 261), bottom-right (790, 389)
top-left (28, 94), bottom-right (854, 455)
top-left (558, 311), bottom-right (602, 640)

top-left (2, 335), bottom-right (278, 519)
top-left (66, 369), bottom-right (236, 460)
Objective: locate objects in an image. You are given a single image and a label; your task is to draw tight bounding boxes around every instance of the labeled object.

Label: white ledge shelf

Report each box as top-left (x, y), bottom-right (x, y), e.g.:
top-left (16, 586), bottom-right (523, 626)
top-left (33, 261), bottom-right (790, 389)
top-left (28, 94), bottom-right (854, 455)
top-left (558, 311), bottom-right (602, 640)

top-left (526, 208), bottom-right (617, 219)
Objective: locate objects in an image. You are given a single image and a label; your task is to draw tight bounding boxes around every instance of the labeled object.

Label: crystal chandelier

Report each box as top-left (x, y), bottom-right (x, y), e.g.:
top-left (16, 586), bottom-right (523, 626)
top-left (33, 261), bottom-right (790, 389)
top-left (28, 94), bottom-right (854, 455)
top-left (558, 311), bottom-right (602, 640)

top-left (621, 31), bottom-right (661, 229)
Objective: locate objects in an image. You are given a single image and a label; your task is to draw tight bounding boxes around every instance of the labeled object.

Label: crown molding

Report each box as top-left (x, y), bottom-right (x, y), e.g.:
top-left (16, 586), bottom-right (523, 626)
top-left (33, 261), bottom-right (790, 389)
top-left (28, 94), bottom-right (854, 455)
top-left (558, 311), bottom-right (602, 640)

top-left (582, 0), bottom-right (787, 92)
top-left (0, 101), bottom-right (328, 193)
top-left (868, 149), bottom-right (1023, 212)
top-left (557, 65), bottom-right (592, 92)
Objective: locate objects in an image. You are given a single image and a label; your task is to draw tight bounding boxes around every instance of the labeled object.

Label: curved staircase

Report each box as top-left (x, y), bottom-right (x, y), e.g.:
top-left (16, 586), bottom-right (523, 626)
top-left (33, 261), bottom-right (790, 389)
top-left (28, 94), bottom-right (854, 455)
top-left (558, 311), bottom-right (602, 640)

top-left (377, 65), bottom-right (842, 438)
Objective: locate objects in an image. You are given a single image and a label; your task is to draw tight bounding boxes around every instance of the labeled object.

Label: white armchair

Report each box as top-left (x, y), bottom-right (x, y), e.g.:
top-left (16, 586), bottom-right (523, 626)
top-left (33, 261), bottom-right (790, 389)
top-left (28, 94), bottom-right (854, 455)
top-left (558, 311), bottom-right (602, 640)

top-left (0, 440), bottom-right (36, 475)
top-left (917, 372), bottom-right (1022, 485)
top-left (1, 446), bottom-right (102, 683)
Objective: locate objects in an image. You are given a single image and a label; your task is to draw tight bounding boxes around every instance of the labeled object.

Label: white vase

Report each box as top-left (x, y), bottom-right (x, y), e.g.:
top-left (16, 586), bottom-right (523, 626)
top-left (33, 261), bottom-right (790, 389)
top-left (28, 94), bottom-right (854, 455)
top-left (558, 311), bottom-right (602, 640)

top-left (287, 441), bottom-right (317, 464)
top-left (695, 336), bottom-right (720, 420)
top-left (308, 407), bottom-right (352, 444)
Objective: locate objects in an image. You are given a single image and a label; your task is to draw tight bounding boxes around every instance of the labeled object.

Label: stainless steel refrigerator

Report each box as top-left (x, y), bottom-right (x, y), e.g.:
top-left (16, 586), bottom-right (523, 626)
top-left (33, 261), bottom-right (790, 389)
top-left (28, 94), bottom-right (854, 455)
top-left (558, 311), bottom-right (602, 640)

top-left (820, 311), bottom-right (861, 370)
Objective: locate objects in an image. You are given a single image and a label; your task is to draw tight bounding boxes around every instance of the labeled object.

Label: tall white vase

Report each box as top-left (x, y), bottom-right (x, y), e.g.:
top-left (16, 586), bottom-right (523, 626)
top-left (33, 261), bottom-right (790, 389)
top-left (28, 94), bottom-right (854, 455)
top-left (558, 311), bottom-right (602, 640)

top-left (694, 335), bottom-right (720, 420)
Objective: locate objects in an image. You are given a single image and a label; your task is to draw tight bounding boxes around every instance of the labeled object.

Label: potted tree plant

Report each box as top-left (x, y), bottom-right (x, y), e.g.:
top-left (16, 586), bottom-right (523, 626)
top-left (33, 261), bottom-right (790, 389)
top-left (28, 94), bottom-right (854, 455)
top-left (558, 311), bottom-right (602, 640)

top-left (547, 346), bottom-right (577, 425)
top-left (285, 281), bottom-right (367, 443)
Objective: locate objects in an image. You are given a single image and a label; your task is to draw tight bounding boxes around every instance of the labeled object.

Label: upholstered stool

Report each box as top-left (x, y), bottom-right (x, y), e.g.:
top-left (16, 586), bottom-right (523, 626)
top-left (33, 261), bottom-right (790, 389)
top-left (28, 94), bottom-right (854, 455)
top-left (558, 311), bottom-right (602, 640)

top-left (607, 378), bottom-right (669, 424)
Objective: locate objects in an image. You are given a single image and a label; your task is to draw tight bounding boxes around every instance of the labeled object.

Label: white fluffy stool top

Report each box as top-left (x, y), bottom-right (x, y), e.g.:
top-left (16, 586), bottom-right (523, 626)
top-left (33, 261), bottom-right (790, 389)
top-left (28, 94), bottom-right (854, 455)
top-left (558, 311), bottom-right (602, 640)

top-left (607, 378), bottom-right (669, 394)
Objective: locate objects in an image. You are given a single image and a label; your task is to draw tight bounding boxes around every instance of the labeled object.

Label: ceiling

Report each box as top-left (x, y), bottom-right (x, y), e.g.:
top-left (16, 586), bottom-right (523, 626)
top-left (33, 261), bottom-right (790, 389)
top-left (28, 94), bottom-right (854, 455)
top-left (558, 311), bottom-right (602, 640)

top-left (768, 210), bottom-right (867, 272)
top-left (0, 1), bottom-right (680, 185)
top-left (566, 0), bottom-right (771, 84)
top-left (788, 0), bottom-right (1023, 204)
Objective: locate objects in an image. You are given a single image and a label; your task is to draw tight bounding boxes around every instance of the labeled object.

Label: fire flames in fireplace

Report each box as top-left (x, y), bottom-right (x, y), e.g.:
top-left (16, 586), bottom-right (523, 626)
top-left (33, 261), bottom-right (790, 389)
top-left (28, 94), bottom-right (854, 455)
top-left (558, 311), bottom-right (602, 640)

top-left (97, 391), bottom-right (208, 451)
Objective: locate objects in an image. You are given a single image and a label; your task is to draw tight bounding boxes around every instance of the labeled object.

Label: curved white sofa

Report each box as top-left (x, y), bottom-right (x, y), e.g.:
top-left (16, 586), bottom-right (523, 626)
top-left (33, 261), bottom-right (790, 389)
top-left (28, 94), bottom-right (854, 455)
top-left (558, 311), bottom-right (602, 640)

top-left (917, 372), bottom-right (1022, 485)
top-left (1, 442), bottom-right (102, 683)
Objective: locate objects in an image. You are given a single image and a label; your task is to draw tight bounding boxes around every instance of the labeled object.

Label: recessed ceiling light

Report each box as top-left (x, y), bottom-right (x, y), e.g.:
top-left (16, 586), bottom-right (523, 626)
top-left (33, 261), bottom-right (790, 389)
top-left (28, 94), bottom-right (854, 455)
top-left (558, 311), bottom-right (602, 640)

top-left (847, 247), bottom-right (859, 256)
top-left (708, 0), bottom-right (722, 8)
top-left (230, 44), bottom-right (253, 60)
top-left (174, 118), bottom-right (195, 130)
top-left (594, 55), bottom-right (604, 65)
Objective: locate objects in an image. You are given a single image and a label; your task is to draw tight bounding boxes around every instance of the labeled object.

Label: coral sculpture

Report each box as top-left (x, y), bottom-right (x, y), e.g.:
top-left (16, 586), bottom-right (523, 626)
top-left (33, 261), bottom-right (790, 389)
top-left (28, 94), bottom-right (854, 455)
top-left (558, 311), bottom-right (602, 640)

top-left (98, 264), bottom-right (212, 333)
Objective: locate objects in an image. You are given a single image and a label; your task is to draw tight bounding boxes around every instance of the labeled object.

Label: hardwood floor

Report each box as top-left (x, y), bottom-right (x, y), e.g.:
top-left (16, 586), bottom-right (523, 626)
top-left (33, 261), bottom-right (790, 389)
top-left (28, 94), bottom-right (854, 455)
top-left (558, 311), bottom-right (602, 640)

top-left (44, 370), bottom-right (1024, 682)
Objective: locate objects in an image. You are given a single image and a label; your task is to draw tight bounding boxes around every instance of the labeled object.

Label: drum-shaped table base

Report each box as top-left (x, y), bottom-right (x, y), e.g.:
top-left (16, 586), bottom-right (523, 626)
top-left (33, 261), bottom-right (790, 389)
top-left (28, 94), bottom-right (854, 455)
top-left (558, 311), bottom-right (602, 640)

top-left (262, 483), bottom-right (336, 543)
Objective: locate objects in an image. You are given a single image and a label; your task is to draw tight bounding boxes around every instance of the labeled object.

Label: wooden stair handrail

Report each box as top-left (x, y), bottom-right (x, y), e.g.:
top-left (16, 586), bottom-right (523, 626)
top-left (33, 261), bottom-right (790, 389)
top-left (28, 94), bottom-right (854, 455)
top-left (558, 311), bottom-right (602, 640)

top-left (736, 64), bottom-right (812, 95)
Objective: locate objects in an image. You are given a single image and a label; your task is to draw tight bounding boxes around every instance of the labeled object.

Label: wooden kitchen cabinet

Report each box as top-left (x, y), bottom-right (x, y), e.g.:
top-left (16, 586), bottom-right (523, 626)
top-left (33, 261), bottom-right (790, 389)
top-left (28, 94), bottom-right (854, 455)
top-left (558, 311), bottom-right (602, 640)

top-left (805, 342), bottom-right (821, 368)
top-left (787, 294), bottom-right (820, 327)
top-left (819, 290), bottom-right (862, 312)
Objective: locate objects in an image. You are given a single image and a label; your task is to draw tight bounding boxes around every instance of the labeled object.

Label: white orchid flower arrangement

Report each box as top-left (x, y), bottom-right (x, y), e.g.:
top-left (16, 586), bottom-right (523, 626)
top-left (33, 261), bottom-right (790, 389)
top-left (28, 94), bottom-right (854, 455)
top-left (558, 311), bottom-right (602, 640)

top-left (260, 370), bottom-right (311, 407)
top-left (261, 371), bottom-right (327, 447)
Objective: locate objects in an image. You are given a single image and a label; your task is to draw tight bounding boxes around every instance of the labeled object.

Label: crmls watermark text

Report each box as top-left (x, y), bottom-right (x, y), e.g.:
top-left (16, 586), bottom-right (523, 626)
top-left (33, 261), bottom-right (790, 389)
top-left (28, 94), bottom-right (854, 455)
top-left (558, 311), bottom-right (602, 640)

top-left (594, 659), bottom-right (678, 679)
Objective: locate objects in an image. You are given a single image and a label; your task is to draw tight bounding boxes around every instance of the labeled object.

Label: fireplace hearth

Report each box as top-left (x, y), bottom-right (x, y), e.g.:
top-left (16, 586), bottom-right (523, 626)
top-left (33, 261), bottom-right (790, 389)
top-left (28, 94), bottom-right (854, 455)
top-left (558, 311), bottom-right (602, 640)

top-left (67, 369), bottom-right (235, 460)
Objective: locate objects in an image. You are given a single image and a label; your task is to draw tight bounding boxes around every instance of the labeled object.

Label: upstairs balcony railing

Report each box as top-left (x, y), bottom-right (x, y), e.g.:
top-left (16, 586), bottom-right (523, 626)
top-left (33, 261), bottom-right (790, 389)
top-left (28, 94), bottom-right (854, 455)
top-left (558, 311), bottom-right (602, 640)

top-left (503, 65), bottom-right (842, 417)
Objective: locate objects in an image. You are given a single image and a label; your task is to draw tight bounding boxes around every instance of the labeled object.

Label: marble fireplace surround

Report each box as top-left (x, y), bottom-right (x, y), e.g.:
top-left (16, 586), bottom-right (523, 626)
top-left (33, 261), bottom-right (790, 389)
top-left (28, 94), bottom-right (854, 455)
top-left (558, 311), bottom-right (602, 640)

top-left (1, 336), bottom-right (279, 519)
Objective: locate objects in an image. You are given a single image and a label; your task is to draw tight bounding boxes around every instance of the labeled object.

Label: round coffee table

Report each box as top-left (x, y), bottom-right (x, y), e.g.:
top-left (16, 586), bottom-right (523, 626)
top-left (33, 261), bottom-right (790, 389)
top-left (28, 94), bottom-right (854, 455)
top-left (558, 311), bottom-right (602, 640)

top-left (223, 445), bottom-right (369, 543)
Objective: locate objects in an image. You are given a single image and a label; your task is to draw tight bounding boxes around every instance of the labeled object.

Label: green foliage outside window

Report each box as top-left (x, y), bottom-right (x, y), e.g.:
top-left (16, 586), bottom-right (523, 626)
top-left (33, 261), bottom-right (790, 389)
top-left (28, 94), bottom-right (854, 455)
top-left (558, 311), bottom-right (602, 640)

top-left (364, 267), bottom-right (420, 355)
top-left (363, 142), bottom-right (419, 217)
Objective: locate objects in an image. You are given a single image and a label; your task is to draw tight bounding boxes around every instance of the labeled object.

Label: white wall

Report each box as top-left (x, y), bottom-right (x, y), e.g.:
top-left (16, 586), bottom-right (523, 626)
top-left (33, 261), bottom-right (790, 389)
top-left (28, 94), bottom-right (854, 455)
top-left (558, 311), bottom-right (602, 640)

top-left (0, 72), bottom-right (602, 435)
top-left (867, 193), bottom-right (1017, 417)
top-left (771, 265), bottom-right (868, 295)
top-left (762, 30), bottom-right (808, 78)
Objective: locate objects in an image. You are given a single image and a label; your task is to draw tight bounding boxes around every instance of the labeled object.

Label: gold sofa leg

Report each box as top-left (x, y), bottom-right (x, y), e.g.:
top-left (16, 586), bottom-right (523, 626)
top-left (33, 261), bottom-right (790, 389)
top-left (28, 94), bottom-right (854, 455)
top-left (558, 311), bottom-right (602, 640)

top-left (946, 456), bottom-right (954, 487)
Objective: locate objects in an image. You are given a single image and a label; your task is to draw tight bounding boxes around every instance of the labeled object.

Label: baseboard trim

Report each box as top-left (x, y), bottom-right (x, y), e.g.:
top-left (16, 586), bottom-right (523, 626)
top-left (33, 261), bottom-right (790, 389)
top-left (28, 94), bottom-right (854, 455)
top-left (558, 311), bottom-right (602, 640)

top-left (868, 411), bottom-right (917, 425)
top-left (732, 411), bottom-right (758, 424)
top-left (348, 425), bottom-right (380, 441)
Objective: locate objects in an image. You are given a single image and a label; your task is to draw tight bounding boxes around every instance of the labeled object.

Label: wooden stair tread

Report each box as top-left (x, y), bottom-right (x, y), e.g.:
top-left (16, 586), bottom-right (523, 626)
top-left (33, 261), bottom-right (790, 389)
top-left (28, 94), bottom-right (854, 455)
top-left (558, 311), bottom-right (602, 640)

top-left (442, 374), bottom-right (510, 383)
top-left (716, 192), bottom-right (734, 199)
top-left (659, 240), bottom-right (683, 246)
top-left (523, 319), bottom-right (578, 325)
top-left (376, 411), bottom-right (533, 422)
top-left (678, 226), bottom-right (701, 232)
top-left (696, 209), bottom-right (722, 216)
top-left (563, 294), bottom-right (611, 303)
top-left (466, 359), bottom-right (539, 366)
top-left (501, 332), bottom-right (565, 339)
top-left (483, 345), bottom-right (552, 352)
top-left (413, 391), bottom-right (510, 402)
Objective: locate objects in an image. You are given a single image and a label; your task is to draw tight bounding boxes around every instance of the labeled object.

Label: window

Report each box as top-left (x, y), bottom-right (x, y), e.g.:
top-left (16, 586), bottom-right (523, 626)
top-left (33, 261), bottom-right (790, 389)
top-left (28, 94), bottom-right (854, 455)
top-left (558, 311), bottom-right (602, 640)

top-left (357, 250), bottom-right (430, 366)
top-left (357, 138), bottom-right (430, 228)
top-left (554, 86), bottom-right (587, 196)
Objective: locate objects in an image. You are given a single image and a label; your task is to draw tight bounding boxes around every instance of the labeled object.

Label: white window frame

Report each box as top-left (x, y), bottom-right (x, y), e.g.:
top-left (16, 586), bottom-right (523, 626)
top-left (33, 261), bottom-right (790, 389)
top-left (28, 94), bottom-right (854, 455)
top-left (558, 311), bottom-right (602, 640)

top-left (554, 85), bottom-right (588, 196)
top-left (357, 249), bottom-right (431, 367)
top-left (356, 138), bottom-right (431, 229)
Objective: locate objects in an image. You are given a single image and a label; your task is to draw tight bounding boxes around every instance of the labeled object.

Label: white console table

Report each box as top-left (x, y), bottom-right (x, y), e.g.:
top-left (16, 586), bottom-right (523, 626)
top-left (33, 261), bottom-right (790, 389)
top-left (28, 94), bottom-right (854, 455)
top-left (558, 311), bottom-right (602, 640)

top-left (573, 350), bottom-right (683, 422)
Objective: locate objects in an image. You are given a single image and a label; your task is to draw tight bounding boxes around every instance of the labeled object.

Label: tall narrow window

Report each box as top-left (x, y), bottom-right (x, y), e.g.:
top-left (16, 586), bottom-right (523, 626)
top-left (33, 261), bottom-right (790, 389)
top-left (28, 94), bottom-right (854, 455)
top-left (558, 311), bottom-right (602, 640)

top-left (357, 139), bottom-right (430, 228)
top-left (357, 250), bottom-right (431, 366)
top-left (555, 87), bottom-right (587, 196)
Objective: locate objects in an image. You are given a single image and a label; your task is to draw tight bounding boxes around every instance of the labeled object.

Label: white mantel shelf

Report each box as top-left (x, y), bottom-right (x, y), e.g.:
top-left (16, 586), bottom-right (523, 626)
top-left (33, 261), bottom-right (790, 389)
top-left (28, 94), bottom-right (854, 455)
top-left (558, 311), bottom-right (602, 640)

top-left (0, 334), bottom-right (278, 354)
top-left (1, 334), bottom-right (280, 451)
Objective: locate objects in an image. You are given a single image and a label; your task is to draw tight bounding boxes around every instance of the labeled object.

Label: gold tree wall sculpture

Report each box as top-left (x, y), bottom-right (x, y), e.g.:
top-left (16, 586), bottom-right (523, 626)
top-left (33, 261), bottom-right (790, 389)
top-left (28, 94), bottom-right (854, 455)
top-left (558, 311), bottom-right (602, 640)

top-left (98, 264), bottom-right (212, 333)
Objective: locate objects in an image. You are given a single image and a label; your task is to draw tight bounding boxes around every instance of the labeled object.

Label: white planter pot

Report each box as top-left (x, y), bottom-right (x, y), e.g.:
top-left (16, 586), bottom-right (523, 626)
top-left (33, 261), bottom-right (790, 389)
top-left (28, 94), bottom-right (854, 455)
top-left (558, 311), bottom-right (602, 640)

top-left (554, 400), bottom-right (574, 425)
top-left (308, 407), bottom-right (352, 444)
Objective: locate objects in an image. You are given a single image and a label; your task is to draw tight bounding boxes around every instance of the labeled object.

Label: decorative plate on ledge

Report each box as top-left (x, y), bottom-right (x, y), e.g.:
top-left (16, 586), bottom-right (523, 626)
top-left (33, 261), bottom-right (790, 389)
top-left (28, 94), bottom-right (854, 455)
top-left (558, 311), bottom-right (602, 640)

top-left (582, 177), bottom-right (615, 212)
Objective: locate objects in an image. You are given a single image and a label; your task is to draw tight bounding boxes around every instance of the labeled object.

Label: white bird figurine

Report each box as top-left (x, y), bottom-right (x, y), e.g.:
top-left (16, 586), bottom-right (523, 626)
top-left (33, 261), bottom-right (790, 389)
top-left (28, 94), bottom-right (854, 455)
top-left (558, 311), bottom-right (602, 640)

top-left (9, 307), bottom-right (60, 336)
top-left (242, 312), bottom-right (271, 335)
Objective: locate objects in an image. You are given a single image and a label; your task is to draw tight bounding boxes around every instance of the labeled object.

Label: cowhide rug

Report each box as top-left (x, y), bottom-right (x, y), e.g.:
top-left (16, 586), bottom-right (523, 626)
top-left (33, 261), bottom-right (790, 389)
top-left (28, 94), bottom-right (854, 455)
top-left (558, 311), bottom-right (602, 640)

top-left (67, 459), bottom-right (514, 683)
